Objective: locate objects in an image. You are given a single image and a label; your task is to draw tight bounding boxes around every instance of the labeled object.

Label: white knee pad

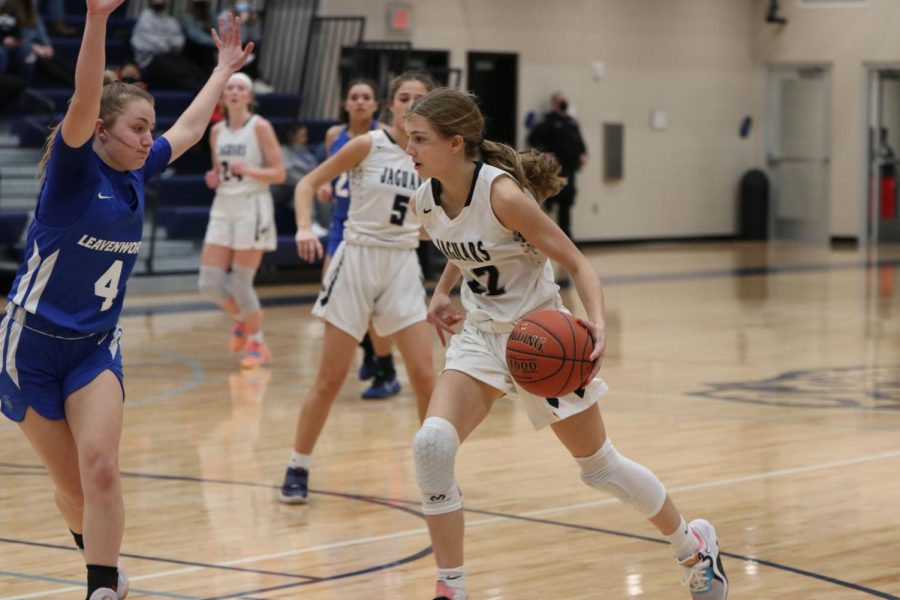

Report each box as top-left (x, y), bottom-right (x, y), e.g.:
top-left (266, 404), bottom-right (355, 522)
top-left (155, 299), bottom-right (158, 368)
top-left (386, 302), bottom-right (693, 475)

top-left (198, 265), bottom-right (230, 304)
top-left (230, 264), bottom-right (261, 318)
top-left (413, 417), bottom-right (463, 515)
top-left (576, 439), bottom-right (667, 517)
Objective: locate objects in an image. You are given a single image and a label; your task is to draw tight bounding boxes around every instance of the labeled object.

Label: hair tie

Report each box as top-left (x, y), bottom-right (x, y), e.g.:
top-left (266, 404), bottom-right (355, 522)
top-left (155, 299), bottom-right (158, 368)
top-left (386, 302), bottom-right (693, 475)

top-left (477, 133), bottom-right (486, 147)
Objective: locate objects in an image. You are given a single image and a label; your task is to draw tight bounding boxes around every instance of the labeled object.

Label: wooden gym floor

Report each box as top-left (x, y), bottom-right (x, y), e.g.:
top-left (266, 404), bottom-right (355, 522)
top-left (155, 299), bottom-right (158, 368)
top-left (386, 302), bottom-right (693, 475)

top-left (1, 241), bottom-right (899, 599)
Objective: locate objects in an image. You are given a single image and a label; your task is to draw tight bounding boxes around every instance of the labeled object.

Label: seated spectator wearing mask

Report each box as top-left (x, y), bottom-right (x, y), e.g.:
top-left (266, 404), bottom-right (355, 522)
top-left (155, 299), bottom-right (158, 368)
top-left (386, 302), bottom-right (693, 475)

top-left (131, 0), bottom-right (208, 91)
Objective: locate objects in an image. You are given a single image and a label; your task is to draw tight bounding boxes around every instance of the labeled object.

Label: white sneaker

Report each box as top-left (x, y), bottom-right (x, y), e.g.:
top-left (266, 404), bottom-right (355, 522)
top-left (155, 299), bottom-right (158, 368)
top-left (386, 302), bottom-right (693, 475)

top-left (89, 589), bottom-right (117, 600)
top-left (679, 519), bottom-right (728, 599)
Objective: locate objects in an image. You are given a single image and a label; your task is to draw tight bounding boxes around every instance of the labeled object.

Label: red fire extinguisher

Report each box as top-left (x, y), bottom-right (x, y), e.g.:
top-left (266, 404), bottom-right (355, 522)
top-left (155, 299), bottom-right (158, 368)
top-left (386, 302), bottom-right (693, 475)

top-left (879, 128), bottom-right (897, 220)
top-left (881, 166), bottom-right (896, 220)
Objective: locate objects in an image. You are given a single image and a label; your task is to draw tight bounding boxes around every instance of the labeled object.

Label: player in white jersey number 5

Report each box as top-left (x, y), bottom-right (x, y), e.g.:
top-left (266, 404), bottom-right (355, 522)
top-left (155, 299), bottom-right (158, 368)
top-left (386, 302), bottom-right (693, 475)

top-left (405, 88), bottom-right (728, 600)
top-left (278, 71), bottom-right (439, 504)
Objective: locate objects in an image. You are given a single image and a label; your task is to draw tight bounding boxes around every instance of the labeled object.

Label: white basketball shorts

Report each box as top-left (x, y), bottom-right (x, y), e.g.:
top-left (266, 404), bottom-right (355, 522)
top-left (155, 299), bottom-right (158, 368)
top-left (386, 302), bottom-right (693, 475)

top-left (312, 241), bottom-right (428, 341)
top-left (204, 192), bottom-right (277, 251)
top-left (443, 319), bottom-right (609, 430)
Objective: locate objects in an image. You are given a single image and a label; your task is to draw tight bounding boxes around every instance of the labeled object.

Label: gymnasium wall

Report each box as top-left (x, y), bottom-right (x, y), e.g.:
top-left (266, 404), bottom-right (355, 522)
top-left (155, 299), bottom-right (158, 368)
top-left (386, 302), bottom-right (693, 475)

top-left (317, 1), bottom-right (766, 242)
top-left (751, 0), bottom-right (900, 240)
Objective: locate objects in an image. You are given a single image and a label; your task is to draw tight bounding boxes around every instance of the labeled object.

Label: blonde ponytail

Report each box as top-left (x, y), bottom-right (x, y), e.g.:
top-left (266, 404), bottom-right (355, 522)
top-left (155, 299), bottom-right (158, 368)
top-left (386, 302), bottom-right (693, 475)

top-left (408, 88), bottom-right (564, 202)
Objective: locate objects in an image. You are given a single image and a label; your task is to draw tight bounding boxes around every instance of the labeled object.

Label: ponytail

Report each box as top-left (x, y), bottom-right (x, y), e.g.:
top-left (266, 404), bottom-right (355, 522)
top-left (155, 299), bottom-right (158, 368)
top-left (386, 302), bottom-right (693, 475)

top-left (409, 88), bottom-right (565, 203)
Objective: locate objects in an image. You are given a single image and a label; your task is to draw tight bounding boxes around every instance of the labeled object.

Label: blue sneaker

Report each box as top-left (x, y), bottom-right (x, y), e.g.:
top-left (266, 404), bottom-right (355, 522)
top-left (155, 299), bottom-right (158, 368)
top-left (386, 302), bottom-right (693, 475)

top-left (361, 376), bottom-right (401, 400)
top-left (358, 356), bottom-right (378, 380)
top-left (680, 519), bottom-right (728, 599)
top-left (279, 467), bottom-right (309, 504)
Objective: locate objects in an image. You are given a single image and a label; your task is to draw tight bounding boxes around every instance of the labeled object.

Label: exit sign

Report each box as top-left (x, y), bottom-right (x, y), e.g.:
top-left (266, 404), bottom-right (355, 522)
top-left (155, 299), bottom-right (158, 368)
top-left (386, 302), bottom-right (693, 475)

top-left (388, 4), bottom-right (412, 31)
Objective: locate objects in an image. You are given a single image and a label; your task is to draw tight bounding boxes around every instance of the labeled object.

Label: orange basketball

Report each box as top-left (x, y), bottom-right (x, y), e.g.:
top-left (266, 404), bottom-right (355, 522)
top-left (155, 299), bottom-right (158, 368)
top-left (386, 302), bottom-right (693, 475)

top-left (505, 309), bottom-right (594, 398)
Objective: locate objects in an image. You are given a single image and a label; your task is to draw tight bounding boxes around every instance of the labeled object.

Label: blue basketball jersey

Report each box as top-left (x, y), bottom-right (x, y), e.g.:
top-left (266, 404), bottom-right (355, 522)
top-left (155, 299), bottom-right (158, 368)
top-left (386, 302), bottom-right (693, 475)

top-left (7, 131), bottom-right (171, 334)
top-left (329, 120), bottom-right (378, 226)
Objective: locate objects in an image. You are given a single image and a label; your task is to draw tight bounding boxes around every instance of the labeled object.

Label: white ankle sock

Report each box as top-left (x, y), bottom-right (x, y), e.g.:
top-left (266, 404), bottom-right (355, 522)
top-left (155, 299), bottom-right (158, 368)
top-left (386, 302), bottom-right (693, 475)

top-left (289, 451), bottom-right (311, 470)
top-left (665, 517), bottom-right (701, 561)
top-left (437, 565), bottom-right (466, 590)
top-left (248, 331), bottom-right (265, 344)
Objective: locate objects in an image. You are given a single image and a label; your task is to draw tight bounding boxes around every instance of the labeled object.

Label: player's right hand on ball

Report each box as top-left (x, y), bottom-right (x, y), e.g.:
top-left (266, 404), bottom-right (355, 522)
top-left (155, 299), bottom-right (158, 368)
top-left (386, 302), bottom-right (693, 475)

top-left (427, 293), bottom-right (462, 346)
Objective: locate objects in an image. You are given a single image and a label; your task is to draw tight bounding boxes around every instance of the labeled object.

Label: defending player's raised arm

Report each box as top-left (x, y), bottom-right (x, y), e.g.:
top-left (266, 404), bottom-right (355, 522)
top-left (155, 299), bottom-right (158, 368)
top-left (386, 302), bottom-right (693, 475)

top-left (163, 14), bottom-right (253, 162)
top-left (61, 0), bottom-right (125, 147)
top-left (294, 134), bottom-right (372, 262)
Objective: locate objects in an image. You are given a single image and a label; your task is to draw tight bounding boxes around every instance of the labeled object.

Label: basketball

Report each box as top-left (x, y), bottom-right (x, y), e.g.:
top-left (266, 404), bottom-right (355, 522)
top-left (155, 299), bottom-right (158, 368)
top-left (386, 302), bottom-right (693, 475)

top-left (505, 310), bottom-right (594, 398)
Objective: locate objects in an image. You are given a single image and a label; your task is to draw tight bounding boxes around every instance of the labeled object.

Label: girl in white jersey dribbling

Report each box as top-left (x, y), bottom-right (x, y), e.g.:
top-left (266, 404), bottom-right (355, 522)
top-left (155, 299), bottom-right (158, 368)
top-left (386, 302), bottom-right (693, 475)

top-left (200, 72), bottom-right (285, 369)
top-left (405, 88), bottom-right (728, 600)
top-left (279, 71), bottom-right (438, 504)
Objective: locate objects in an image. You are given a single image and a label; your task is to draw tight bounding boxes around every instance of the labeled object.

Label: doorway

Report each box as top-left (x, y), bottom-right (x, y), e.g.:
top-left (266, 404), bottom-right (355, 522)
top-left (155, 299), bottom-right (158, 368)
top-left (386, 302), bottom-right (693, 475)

top-left (866, 68), bottom-right (900, 243)
top-left (466, 52), bottom-right (518, 147)
top-left (765, 66), bottom-right (832, 242)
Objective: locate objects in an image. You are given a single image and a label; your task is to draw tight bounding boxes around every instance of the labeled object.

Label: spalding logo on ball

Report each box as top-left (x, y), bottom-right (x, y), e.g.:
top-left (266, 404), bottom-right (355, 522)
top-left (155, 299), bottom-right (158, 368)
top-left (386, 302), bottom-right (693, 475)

top-left (505, 309), bottom-right (593, 398)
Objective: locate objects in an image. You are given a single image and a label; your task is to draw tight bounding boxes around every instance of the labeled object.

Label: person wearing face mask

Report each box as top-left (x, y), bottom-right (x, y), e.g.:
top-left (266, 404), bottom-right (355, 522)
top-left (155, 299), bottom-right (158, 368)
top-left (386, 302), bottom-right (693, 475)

top-left (527, 91), bottom-right (588, 240)
top-left (130, 0), bottom-right (208, 91)
top-left (115, 60), bottom-right (146, 91)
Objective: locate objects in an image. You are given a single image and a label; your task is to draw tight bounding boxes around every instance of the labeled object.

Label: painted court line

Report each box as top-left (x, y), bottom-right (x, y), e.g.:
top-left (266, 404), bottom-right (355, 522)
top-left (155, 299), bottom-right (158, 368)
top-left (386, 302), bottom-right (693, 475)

top-left (7, 446), bottom-right (900, 599)
top-left (22, 446), bottom-right (900, 599)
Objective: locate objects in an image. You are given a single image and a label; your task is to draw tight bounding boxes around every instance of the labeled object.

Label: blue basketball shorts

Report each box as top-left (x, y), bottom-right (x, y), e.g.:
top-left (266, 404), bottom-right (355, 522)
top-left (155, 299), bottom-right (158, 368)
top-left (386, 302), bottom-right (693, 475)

top-left (0, 304), bottom-right (124, 423)
top-left (326, 217), bottom-right (346, 257)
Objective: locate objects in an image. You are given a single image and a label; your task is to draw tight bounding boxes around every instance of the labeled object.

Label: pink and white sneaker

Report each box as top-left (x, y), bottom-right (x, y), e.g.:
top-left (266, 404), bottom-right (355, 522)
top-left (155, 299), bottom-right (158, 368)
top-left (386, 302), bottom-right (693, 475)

top-left (433, 580), bottom-right (467, 600)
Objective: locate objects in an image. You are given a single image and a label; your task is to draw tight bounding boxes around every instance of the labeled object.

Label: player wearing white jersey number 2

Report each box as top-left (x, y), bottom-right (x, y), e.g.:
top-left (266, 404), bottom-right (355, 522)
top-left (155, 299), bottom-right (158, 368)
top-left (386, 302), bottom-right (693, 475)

top-left (405, 88), bottom-right (728, 600)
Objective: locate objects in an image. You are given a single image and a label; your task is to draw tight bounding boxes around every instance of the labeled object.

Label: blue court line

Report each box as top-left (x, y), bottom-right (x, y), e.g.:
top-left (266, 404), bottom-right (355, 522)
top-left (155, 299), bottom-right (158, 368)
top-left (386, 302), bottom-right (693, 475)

top-left (125, 351), bottom-right (205, 408)
top-left (120, 257), bottom-right (900, 318)
top-left (0, 569), bottom-right (203, 599)
top-left (2, 463), bottom-right (898, 599)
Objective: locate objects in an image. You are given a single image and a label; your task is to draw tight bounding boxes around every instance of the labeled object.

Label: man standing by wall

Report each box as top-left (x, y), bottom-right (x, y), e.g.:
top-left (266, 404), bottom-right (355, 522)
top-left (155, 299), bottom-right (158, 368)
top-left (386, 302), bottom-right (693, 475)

top-left (527, 91), bottom-right (587, 239)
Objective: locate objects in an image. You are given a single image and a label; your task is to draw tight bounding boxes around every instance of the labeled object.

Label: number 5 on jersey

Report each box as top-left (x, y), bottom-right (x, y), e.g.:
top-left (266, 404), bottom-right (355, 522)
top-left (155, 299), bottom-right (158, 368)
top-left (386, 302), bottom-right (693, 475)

top-left (95, 260), bottom-right (123, 311)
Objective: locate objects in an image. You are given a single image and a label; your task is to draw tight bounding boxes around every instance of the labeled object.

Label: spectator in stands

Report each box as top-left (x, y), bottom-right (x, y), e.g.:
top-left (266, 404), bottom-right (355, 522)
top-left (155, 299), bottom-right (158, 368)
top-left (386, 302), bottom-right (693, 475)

top-left (20, 0), bottom-right (74, 87)
top-left (131, 0), bottom-right (207, 91)
top-left (181, 0), bottom-right (216, 73)
top-left (36, 0), bottom-right (75, 36)
top-left (218, 0), bottom-right (261, 79)
top-left (1, 0), bottom-right (37, 83)
top-left (3, 1), bottom-right (252, 597)
top-left (115, 60), bottom-right (146, 91)
top-left (200, 72), bottom-right (285, 369)
top-left (275, 122), bottom-right (327, 228)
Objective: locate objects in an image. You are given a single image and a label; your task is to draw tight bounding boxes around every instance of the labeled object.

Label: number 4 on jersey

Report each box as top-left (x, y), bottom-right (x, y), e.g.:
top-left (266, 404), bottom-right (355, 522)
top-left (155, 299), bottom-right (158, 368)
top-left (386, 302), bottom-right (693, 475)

top-left (95, 260), bottom-right (123, 311)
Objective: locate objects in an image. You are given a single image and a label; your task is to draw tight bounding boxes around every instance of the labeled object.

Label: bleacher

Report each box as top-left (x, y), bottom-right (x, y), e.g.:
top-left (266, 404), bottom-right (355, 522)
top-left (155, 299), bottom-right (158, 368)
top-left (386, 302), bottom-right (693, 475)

top-left (0, 0), bottom-right (336, 278)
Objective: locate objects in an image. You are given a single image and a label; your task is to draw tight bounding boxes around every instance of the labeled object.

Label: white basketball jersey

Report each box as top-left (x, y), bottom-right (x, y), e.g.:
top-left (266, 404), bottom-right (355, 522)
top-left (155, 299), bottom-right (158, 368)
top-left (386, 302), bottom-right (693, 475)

top-left (343, 129), bottom-right (421, 249)
top-left (417, 162), bottom-right (561, 332)
top-left (214, 115), bottom-right (268, 197)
